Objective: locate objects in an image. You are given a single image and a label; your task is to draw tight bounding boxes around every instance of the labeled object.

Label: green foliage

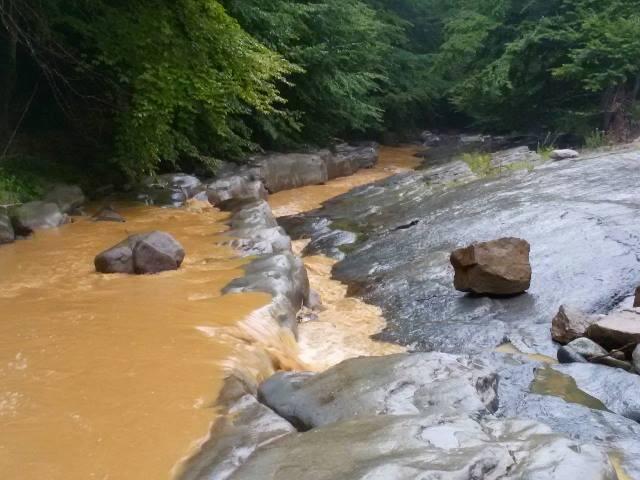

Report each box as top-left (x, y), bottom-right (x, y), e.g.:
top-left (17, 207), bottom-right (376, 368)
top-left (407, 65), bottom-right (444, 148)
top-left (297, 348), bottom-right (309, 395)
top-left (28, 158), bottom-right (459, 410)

top-left (0, 168), bottom-right (42, 204)
top-left (584, 128), bottom-right (610, 149)
top-left (462, 152), bottom-right (494, 176)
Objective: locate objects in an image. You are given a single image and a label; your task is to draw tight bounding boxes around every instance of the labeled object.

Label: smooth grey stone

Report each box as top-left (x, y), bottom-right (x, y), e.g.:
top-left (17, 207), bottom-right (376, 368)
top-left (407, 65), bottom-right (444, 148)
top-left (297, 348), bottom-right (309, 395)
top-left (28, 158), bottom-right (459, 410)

top-left (259, 352), bottom-right (498, 430)
top-left (228, 414), bottom-right (614, 480)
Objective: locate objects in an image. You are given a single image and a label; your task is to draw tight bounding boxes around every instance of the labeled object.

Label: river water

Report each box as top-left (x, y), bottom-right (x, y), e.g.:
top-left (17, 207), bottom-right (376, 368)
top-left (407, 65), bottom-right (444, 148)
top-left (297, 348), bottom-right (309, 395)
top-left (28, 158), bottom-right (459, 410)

top-left (0, 146), bottom-right (418, 479)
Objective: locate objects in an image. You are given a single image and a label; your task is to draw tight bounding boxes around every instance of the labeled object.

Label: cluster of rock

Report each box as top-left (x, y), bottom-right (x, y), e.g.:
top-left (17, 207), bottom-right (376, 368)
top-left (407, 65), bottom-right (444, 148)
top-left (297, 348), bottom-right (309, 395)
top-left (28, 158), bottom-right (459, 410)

top-left (0, 184), bottom-right (86, 244)
top-left (134, 143), bottom-right (379, 209)
top-left (552, 301), bottom-right (640, 374)
top-left (178, 352), bottom-right (621, 480)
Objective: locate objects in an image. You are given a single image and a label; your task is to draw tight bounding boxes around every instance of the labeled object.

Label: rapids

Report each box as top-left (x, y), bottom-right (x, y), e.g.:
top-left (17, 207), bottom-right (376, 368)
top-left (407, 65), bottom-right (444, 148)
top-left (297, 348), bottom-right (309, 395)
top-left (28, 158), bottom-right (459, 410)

top-left (0, 147), bottom-right (418, 479)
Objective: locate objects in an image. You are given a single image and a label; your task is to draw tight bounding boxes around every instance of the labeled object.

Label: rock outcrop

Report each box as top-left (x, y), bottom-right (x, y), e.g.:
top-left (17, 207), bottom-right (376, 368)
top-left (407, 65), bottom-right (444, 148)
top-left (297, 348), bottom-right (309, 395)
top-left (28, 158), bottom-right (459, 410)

top-left (259, 353), bottom-right (498, 430)
top-left (43, 184), bottom-right (85, 214)
top-left (587, 308), bottom-right (640, 351)
top-left (95, 231), bottom-right (185, 274)
top-left (92, 205), bottom-right (125, 222)
top-left (10, 201), bottom-right (67, 235)
top-left (0, 211), bottom-right (15, 244)
top-left (450, 237), bottom-right (531, 295)
top-left (551, 305), bottom-right (600, 344)
top-left (228, 414), bottom-right (614, 480)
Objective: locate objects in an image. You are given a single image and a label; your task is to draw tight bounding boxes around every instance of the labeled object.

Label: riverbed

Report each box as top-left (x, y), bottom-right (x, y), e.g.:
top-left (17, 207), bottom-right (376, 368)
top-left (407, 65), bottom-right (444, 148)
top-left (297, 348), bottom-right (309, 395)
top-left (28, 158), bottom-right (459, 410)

top-left (0, 146), bottom-right (418, 479)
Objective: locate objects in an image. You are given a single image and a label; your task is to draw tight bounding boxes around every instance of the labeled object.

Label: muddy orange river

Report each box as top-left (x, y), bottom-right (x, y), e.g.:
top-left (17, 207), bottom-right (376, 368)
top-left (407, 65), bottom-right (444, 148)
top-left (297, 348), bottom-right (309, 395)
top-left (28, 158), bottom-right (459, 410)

top-left (0, 146), bottom-right (418, 479)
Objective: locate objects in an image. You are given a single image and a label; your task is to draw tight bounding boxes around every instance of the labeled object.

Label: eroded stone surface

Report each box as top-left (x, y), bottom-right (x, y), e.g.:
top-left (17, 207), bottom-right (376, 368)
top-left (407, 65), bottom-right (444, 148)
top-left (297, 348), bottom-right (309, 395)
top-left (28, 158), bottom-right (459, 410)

top-left (552, 305), bottom-right (600, 344)
top-left (587, 308), bottom-right (640, 351)
top-left (228, 413), bottom-right (615, 480)
top-left (259, 353), bottom-right (498, 430)
top-left (10, 201), bottom-right (67, 235)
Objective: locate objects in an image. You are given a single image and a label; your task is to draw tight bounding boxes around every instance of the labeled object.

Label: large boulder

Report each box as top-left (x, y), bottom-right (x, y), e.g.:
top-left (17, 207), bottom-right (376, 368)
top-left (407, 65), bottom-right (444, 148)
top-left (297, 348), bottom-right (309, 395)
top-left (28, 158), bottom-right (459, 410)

top-left (558, 337), bottom-right (606, 364)
top-left (0, 211), bottom-right (15, 244)
top-left (10, 201), bottom-right (67, 235)
top-left (207, 175), bottom-right (267, 210)
top-left (228, 414), bottom-right (614, 480)
top-left (256, 152), bottom-right (329, 193)
top-left (325, 143), bottom-right (379, 179)
top-left (450, 237), bottom-right (531, 295)
top-left (225, 226), bottom-right (291, 256)
top-left (551, 305), bottom-right (600, 344)
top-left (43, 184), bottom-right (85, 214)
top-left (95, 231), bottom-right (185, 274)
top-left (587, 308), bottom-right (640, 351)
top-left (258, 353), bottom-right (498, 430)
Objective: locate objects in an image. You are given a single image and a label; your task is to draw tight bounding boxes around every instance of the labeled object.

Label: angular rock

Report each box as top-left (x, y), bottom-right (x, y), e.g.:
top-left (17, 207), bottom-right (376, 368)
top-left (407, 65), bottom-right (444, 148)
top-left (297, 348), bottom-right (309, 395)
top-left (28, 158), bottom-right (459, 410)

top-left (95, 231), bottom-right (185, 274)
top-left (43, 184), bottom-right (85, 214)
top-left (228, 414), bottom-right (614, 480)
top-left (553, 363), bottom-right (640, 421)
top-left (258, 353), bottom-right (498, 430)
top-left (550, 149), bottom-right (579, 160)
top-left (450, 237), bottom-right (531, 295)
top-left (256, 152), bottom-right (329, 193)
top-left (207, 175), bottom-right (267, 210)
top-left (10, 201), bottom-right (67, 235)
top-left (551, 305), bottom-right (600, 344)
top-left (587, 308), bottom-right (640, 351)
top-left (0, 211), bottom-right (15, 244)
top-left (92, 205), bottom-right (125, 223)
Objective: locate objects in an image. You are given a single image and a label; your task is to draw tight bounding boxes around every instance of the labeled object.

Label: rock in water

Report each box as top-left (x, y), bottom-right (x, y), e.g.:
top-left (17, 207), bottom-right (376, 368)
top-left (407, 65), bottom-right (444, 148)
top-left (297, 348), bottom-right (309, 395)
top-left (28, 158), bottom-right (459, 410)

top-left (550, 149), bottom-right (579, 160)
top-left (0, 212), bottom-right (15, 244)
top-left (10, 201), bottom-right (67, 235)
top-left (551, 305), bottom-right (600, 344)
top-left (95, 231), bottom-right (185, 274)
top-left (587, 308), bottom-right (640, 350)
top-left (43, 184), bottom-right (85, 214)
top-left (92, 206), bottom-right (125, 223)
top-left (450, 237), bottom-right (531, 295)
top-left (634, 286), bottom-right (640, 308)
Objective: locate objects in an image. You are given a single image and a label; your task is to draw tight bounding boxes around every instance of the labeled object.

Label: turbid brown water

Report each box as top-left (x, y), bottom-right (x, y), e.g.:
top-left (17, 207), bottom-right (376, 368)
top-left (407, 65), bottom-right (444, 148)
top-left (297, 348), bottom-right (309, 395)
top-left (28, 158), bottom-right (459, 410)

top-left (0, 204), bottom-right (296, 479)
top-left (0, 147), bottom-right (419, 479)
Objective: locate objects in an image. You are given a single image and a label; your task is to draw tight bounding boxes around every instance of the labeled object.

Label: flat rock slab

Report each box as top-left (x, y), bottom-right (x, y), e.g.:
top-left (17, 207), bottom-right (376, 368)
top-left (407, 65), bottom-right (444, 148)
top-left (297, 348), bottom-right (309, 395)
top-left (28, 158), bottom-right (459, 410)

top-left (289, 149), bottom-right (640, 356)
top-left (228, 414), bottom-right (615, 480)
top-left (259, 353), bottom-right (498, 430)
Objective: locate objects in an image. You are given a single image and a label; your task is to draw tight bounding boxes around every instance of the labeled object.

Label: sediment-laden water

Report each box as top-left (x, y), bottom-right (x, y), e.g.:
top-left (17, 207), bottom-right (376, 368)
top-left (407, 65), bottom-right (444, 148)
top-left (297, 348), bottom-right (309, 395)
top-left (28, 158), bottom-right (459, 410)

top-left (0, 147), bottom-right (418, 478)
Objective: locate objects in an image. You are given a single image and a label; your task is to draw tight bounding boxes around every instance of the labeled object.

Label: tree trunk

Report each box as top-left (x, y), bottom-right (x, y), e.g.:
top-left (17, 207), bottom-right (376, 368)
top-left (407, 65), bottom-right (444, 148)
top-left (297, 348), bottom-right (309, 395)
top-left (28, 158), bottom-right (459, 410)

top-left (0, 2), bottom-right (18, 139)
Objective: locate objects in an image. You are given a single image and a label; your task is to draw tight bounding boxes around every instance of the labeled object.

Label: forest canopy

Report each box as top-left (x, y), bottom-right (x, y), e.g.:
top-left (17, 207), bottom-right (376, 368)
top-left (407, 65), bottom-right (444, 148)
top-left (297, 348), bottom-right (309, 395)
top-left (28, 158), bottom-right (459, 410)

top-left (1, 0), bottom-right (640, 179)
